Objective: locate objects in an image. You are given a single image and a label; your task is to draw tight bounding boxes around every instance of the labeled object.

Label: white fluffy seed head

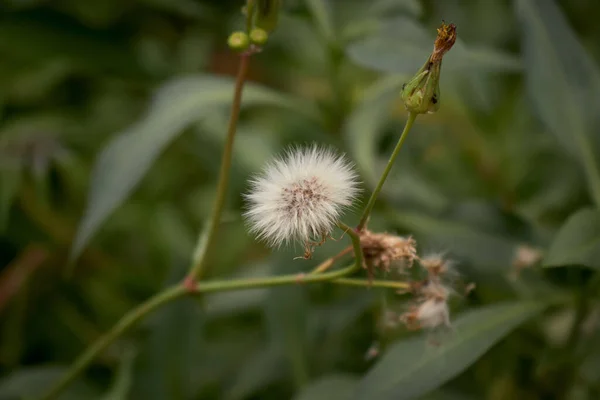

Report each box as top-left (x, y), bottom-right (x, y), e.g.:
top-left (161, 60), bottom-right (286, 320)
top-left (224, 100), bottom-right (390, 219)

top-left (244, 145), bottom-right (360, 247)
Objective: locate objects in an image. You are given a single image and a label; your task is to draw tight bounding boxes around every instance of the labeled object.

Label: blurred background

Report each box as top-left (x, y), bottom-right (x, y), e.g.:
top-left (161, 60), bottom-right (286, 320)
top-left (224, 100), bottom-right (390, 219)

top-left (1, 0), bottom-right (600, 399)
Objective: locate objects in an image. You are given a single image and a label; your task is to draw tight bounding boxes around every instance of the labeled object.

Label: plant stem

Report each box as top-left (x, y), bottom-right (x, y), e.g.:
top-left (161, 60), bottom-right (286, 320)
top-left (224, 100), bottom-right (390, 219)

top-left (357, 112), bottom-right (417, 230)
top-left (310, 246), bottom-right (352, 274)
top-left (40, 286), bottom-right (187, 400)
top-left (188, 53), bottom-right (251, 281)
top-left (332, 278), bottom-right (410, 291)
top-left (40, 221), bottom-right (364, 400)
top-left (336, 221), bottom-right (364, 268)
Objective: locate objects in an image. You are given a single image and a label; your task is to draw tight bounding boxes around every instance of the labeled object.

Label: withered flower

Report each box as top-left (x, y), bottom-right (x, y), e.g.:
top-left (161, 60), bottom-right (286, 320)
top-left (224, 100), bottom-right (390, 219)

top-left (401, 22), bottom-right (457, 114)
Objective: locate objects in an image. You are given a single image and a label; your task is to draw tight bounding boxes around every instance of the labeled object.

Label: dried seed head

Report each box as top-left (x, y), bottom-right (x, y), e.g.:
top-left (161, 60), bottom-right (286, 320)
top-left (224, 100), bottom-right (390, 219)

top-left (402, 298), bottom-right (450, 330)
top-left (360, 230), bottom-right (418, 272)
top-left (512, 245), bottom-right (543, 269)
top-left (420, 254), bottom-right (453, 280)
top-left (244, 145), bottom-right (360, 250)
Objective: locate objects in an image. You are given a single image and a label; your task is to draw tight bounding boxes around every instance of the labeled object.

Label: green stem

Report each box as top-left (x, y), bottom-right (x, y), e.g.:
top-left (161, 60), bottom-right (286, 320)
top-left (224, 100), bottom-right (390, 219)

top-left (188, 53), bottom-right (251, 281)
top-left (40, 286), bottom-right (187, 400)
top-left (40, 220), bottom-right (364, 400)
top-left (332, 278), bottom-right (410, 291)
top-left (358, 112), bottom-right (417, 230)
top-left (336, 221), bottom-right (363, 268)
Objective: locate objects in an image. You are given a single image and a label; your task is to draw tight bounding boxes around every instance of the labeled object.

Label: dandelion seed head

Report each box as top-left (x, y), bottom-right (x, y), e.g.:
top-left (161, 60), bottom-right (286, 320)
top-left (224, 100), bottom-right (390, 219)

top-left (244, 145), bottom-right (360, 248)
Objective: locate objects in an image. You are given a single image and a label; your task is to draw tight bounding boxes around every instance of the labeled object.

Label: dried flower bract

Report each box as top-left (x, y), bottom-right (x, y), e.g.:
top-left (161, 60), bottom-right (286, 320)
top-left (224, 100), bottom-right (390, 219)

top-left (431, 22), bottom-right (457, 62)
top-left (360, 230), bottom-right (417, 273)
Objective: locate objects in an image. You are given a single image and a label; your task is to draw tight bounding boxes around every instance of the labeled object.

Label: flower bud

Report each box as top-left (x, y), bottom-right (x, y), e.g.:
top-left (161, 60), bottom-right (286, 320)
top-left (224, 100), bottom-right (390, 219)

top-left (401, 22), bottom-right (456, 114)
top-left (249, 28), bottom-right (269, 46)
top-left (228, 31), bottom-right (250, 51)
top-left (255, 0), bottom-right (281, 33)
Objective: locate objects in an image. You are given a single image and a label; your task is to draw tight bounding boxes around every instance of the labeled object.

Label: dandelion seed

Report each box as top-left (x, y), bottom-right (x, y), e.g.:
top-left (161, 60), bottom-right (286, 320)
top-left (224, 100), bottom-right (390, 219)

top-left (402, 298), bottom-right (451, 330)
top-left (244, 145), bottom-right (360, 251)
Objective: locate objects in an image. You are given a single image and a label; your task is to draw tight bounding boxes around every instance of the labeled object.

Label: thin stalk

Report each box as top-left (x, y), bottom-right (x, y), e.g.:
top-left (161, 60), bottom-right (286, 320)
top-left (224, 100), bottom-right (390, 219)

top-left (40, 286), bottom-right (187, 400)
top-left (188, 54), bottom-right (251, 281)
top-left (310, 246), bottom-right (352, 274)
top-left (358, 112), bottom-right (417, 230)
top-left (332, 278), bottom-right (410, 291)
top-left (336, 221), bottom-right (364, 268)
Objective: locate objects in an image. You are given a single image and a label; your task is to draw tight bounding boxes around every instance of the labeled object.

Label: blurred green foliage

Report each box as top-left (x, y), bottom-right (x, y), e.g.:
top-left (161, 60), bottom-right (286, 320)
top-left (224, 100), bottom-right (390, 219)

top-left (2, 0), bottom-right (600, 399)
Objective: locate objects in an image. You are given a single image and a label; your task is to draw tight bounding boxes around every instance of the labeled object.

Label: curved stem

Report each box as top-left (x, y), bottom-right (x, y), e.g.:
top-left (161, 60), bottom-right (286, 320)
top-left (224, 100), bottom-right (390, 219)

top-left (40, 286), bottom-right (187, 400)
top-left (188, 54), bottom-right (251, 281)
top-left (357, 112), bottom-right (417, 230)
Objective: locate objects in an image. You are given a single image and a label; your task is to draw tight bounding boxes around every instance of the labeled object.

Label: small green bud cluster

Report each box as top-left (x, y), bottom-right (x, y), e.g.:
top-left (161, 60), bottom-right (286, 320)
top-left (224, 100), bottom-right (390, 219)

top-left (228, 0), bottom-right (281, 52)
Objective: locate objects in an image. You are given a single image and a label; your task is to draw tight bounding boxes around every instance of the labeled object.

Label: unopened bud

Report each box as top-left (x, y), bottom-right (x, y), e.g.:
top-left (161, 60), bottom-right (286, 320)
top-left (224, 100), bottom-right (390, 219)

top-left (401, 22), bottom-right (456, 114)
top-left (255, 0), bottom-right (281, 32)
top-left (228, 31), bottom-right (250, 51)
top-left (249, 28), bottom-right (269, 46)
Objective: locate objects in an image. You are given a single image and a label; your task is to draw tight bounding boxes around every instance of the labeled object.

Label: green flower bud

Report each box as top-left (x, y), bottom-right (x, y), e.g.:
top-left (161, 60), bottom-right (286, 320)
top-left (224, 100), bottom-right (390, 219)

top-left (255, 0), bottom-right (281, 33)
top-left (228, 31), bottom-right (250, 51)
top-left (401, 22), bottom-right (456, 114)
top-left (249, 28), bottom-right (269, 46)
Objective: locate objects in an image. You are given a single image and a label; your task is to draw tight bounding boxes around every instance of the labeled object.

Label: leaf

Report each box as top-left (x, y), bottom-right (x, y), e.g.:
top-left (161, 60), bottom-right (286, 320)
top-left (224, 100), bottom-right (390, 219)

top-left (544, 208), bottom-right (600, 270)
top-left (304, 0), bottom-right (335, 43)
top-left (130, 264), bottom-right (204, 400)
top-left (224, 345), bottom-right (285, 400)
top-left (0, 366), bottom-right (99, 400)
top-left (101, 349), bottom-right (136, 400)
top-left (353, 301), bottom-right (546, 400)
top-left (346, 17), bottom-right (521, 74)
top-left (0, 13), bottom-right (143, 77)
top-left (71, 75), bottom-right (318, 259)
top-left (293, 374), bottom-right (358, 400)
top-left (345, 74), bottom-right (403, 186)
top-left (264, 251), bottom-right (311, 388)
top-left (391, 201), bottom-right (531, 272)
top-left (516, 0), bottom-right (600, 205)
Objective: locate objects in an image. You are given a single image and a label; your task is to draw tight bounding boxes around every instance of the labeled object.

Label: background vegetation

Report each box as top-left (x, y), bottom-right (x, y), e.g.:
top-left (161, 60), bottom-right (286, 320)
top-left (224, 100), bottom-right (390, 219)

top-left (1, 0), bottom-right (600, 399)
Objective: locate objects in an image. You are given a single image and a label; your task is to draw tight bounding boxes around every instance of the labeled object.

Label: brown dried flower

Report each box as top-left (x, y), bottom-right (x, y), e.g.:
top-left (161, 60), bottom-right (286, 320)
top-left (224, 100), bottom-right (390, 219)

top-left (359, 230), bottom-right (418, 273)
top-left (431, 22), bottom-right (457, 62)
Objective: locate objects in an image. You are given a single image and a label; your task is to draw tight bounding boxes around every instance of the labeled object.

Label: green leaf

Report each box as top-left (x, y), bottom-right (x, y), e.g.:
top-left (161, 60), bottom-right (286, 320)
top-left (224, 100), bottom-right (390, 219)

top-left (304, 0), bottom-right (335, 43)
top-left (544, 208), bottom-right (600, 270)
top-left (0, 366), bottom-right (99, 400)
top-left (391, 202), bottom-right (530, 272)
top-left (71, 75), bottom-right (318, 259)
top-left (293, 374), bottom-right (358, 400)
top-left (347, 17), bottom-right (521, 74)
top-left (101, 349), bottom-right (136, 400)
top-left (516, 0), bottom-right (600, 206)
top-left (264, 251), bottom-right (311, 388)
top-left (354, 301), bottom-right (546, 400)
top-left (224, 345), bottom-right (285, 400)
top-left (130, 265), bottom-right (204, 400)
top-left (345, 74), bottom-right (403, 186)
